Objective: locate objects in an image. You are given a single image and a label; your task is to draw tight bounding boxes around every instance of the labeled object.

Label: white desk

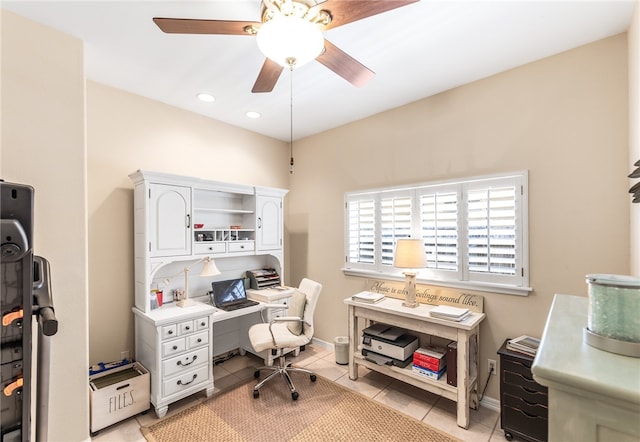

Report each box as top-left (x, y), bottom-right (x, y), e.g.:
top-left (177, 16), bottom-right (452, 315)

top-left (532, 294), bottom-right (640, 442)
top-left (344, 296), bottom-right (485, 429)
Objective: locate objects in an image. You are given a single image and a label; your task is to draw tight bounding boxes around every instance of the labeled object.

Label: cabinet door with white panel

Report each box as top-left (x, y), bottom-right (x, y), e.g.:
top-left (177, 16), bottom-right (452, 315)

top-left (149, 183), bottom-right (191, 257)
top-left (256, 191), bottom-right (285, 251)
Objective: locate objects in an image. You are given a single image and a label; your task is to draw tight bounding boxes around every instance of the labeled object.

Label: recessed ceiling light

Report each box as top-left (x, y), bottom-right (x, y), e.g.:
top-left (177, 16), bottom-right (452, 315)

top-left (246, 111), bottom-right (261, 119)
top-left (196, 92), bottom-right (215, 103)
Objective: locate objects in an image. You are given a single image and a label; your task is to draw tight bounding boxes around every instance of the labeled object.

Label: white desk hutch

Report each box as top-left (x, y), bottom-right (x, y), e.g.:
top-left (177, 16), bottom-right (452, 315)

top-left (129, 170), bottom-right (288, 417)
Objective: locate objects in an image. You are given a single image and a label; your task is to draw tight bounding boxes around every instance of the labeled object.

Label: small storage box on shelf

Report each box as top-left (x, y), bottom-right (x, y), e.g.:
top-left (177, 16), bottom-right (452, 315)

top-left (89, 362), bottom-right (150, 435)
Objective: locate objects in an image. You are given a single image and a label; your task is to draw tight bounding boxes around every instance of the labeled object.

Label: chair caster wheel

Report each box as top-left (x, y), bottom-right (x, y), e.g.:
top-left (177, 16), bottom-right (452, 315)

top-left (504, 431), bottom-right (513, 441)
top-left (254, 370), bottom-right (260, 378)
top-left (292, 391), bottom-right (299, 400)
top-left (310, 374), bottom-right (317, 382)
top-left (253, 389), bottom-right (259, 399)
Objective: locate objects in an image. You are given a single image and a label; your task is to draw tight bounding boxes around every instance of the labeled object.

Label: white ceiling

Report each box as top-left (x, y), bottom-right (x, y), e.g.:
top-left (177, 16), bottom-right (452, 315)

top-left (2, 1), bottom-right (636, 141)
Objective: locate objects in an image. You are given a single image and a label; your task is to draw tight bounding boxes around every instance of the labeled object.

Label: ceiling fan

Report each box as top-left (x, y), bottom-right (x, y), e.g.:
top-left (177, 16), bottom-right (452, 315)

top-left (153, 0), bottom-right (419, 93)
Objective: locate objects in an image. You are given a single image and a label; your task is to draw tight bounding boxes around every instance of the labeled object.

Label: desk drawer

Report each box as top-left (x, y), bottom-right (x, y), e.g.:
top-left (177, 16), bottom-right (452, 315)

top-left (503, 392), bottom-right (548, 417)
top-left (228, 241), bottom-right (254, 253)
top-left (194, 242), bottom-right (226, 255)
top-left (503, 357), bottom-right (533, 377)
top-left (504, 382), bottom-right (548, 406)
top-left (161, 324), bottom-right (177, 340)
top-left (162, 338), bottom-right (185, 358)
top-left (163, 365), bottom-right (209, 397)
top-left (504, 370), bottom-right (546, 394)
top-left (187, 330), bottom-right (209, 349)
top-left (163, 347), bottom-right (209, 377)
top-left (502, 404), bottom-right (548, 442)
top-left (195, 316), bottom-right (209, 331)
top-left (178, 319), bottom-right (194, 335)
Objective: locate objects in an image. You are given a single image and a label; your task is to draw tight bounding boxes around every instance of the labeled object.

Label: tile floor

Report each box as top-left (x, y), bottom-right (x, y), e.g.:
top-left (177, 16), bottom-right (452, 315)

top-left (91, 343), bottom-right (511, 442)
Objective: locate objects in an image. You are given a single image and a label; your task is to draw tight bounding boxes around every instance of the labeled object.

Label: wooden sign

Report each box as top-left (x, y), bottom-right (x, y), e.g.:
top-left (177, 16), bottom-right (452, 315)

top-left (365, 279), bottom-right (484, 313)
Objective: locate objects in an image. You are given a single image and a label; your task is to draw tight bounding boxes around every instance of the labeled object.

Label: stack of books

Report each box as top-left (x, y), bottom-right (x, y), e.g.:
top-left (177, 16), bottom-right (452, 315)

top-left (351, 291), bottom-right (386, 304)
top-left (506, 335), bottom-right (540, 357)
top-left (411, 347), bottom-right (446, 380)
top-left (429, 305), bottom-right (471, 322)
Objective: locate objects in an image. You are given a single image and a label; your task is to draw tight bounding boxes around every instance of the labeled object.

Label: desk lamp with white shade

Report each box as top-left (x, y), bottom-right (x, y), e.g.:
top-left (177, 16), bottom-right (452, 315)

top-left (394, 239), bottom-right (427, 308)
top-left (177, 256), bottom-right (221, 307)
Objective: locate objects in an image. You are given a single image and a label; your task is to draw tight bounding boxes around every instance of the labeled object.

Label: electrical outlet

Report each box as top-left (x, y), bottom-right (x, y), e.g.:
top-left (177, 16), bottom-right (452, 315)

top-left (488, 359), bottom-right (497, 375)
top-left (121, 350), bottom-right (130, 361)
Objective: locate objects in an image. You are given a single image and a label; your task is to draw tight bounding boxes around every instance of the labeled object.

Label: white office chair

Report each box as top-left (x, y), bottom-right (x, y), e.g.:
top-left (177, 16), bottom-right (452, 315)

top-left (248, 278), bottom-right (322, 400)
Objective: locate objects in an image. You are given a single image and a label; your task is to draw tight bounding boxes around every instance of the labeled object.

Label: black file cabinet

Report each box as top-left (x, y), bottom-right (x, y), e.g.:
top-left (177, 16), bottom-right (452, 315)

top-left (497, 340), bottom-right (548, 442)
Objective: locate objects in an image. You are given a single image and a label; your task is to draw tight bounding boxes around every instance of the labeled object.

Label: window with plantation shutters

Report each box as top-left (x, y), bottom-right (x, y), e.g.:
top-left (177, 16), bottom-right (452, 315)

top-left (344, 172), bottom-right (529, 295)
top-left (380, 194), bottom-right (412, 266)
top-left (467, 185), bottom-right (517, 275)
top-left (420, 190), bottom-right (459, 272)
top-left (346, 198), bottom-right (376, 268)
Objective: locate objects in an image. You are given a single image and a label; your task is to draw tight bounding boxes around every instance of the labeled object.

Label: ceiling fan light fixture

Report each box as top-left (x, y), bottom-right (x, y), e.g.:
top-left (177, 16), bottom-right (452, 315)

top-left (256, 15), bottom-right (324, 68)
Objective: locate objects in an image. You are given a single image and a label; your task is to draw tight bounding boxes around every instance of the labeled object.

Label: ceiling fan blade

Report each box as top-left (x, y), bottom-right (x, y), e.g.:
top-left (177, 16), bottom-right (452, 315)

top-left (252, 58), bottom-right (284, 93)
top-left (153, 18), bottom-right (260, 35)
top-left (319, 0), bottom-right (420, 30)
top-left (316, 39), bottom-right (374, 87)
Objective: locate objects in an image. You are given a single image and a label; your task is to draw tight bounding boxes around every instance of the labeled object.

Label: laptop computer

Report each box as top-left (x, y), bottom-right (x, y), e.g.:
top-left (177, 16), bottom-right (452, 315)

top-left (210, 278), bottom-right (259, 311)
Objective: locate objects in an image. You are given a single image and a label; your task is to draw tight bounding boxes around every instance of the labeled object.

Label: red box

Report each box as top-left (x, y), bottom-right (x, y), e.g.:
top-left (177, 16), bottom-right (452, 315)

top-left (413, 347), bottom-right (446, 371)
top-left (413, 355), bottom-right (443, 372)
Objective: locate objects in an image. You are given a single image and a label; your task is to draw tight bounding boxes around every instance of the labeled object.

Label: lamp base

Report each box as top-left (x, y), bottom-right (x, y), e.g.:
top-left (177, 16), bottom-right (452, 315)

top-left (176, 299), bottom-right (195, 308)
top-left (402, 300), bottom-right (420, 308)
top-left (402, 271), bottom-right (420, 308)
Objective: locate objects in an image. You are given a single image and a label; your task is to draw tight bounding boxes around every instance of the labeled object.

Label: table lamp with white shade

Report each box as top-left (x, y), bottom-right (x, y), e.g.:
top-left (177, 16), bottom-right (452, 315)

top-left (177, 256), bottom-right (221, 307)
top-left (394, 238), bottom-right (427, 308)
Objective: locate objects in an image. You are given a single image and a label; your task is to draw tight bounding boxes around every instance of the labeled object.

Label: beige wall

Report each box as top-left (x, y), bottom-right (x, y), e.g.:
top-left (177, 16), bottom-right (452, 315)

top-left (86, 82), bottom-right (290, 364)
top-left (630, 2), bottom-right (640, 276)
top-left (289, 34), bottom-right (630, 401)
top-left (1, 10), bottom-right (89, 441)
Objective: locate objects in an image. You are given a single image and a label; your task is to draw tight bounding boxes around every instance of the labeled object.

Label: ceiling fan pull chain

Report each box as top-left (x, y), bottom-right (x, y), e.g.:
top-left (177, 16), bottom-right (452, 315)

top-left (289, 63), bottom-right (295, 175)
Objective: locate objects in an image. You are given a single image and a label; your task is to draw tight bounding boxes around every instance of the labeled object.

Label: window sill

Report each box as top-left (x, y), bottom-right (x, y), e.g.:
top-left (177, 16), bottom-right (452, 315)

top-left (342, 268), bottom-right (533, 297)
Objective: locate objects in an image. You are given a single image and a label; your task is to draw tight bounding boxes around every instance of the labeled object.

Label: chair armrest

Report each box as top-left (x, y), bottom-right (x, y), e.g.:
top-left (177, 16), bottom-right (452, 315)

top-left (271, 316), bottom-right (300, 323)
top-left (267, 316), bottom-right (311, 345)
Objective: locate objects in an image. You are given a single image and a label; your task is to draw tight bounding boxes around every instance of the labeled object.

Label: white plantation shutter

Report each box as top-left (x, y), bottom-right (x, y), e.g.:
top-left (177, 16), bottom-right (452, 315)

top-left (380, 195), bottom-right (412, 266)
top-left (420, 190), bottom-right (459, 271)
top-left (344, 172), bottom-right (528, 291)
top-left (346, 197), bottom-right (376, 268)
top-left (467, 186), bottom-right (517, 275)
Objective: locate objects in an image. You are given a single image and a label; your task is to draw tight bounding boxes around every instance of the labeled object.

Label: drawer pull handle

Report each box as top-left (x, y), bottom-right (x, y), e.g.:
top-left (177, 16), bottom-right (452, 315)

top-left (519, 408), bottom-right (537, 418)
top-left (197, 338), bottom-right (202, 343)
top-left (200, 322), bottom-right (206, 327)
top-left (116, 383), bottom-right (130, 391)
top-left (522, 386), bottom-right (538, 394)
top-left (177, 374), bottom-right (197, 386)
top-left (185, 326), bottom-right (190, 330)
top-left (172, 345), bottom-right (178, 350)
top-left (177, 355), bottom-right (198, 366)
top-left (168, 330), bottom-right (174, 335)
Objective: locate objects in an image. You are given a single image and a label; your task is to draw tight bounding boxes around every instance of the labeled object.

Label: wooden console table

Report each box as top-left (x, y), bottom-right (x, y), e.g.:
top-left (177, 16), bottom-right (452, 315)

top-left (344, 296), bottom-right (486, 429)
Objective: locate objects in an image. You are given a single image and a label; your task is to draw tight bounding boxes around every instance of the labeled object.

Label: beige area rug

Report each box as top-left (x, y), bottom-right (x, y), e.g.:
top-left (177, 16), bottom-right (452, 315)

top-left (141, 375), bottom-right (461, 442)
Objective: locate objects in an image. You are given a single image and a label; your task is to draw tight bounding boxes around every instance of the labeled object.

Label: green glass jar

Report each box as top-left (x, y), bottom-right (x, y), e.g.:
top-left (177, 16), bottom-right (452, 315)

top-left (586, 274), bottom-right (640, 343)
